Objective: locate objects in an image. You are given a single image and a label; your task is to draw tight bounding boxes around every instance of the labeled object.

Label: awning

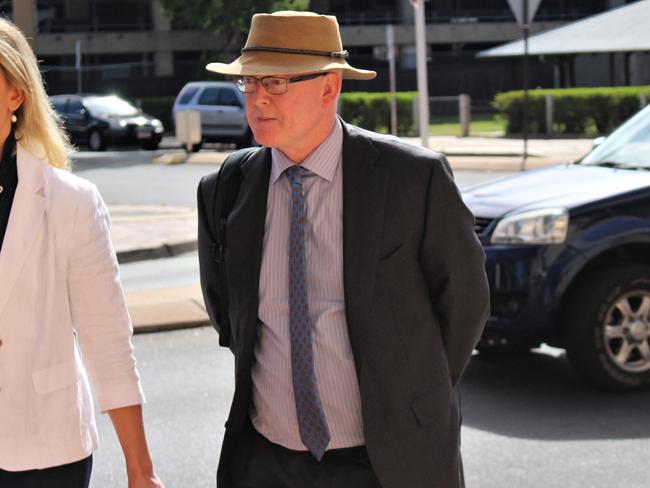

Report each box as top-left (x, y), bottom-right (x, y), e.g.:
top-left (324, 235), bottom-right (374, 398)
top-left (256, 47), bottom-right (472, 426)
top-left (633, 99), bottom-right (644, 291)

top-left (478, 0), bottom-right (650, 58)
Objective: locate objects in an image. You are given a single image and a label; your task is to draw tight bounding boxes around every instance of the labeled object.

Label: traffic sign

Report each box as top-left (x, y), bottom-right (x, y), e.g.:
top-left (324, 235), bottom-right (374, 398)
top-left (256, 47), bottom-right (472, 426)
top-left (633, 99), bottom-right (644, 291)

top-left (507, 0), bottom-right (543, 26)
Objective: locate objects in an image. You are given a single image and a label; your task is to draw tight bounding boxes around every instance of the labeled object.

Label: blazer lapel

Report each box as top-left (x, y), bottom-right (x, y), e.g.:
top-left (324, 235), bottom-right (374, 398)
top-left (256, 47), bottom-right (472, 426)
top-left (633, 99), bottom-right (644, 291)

top-left (0, 145), bottom-right (47, 319)
top-left (226, 147), bottom-right (272, 309)
top-left (341, 123), bottom-right (389, 366)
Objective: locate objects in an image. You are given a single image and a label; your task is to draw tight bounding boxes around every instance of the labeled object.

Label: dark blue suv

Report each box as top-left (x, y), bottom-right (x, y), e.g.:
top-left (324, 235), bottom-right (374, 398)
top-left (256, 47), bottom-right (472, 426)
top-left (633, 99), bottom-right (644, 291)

top-left (463, 105), bottom-right (650, 391)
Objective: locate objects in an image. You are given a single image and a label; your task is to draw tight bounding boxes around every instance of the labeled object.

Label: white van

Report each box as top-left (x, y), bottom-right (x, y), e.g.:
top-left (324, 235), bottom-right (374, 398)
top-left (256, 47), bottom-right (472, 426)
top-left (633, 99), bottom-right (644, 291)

top-left (172, 81), bottom-right (254, 150)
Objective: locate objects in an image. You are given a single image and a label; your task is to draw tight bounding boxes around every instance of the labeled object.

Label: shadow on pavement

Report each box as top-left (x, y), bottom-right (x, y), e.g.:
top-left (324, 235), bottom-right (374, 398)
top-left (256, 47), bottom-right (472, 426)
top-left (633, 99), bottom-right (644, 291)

top-left (460, 350), bottom-right (650, 441)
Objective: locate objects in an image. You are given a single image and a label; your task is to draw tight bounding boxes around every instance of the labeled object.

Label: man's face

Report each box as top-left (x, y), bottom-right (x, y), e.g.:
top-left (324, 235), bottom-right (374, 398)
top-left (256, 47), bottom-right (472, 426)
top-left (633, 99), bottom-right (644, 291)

top-left (244, 71), bottom-right (339, 162)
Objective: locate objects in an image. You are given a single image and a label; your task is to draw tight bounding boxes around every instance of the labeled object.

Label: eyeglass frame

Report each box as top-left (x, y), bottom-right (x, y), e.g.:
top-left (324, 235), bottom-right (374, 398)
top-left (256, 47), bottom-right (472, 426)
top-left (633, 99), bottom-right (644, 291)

top-left (234, 72), bottom-right (329, 95)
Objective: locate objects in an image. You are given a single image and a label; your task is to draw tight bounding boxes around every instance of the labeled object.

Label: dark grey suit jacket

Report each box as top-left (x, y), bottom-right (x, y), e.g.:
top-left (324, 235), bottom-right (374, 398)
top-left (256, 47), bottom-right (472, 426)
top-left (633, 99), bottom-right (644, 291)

top-left (197, 121), bottom-right (490, 488)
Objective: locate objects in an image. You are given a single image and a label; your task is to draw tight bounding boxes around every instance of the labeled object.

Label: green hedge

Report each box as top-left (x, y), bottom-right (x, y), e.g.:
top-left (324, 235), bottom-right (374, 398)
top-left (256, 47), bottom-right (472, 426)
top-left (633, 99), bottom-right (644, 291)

top-left (494, 86), bottom-right (650, 135)
top-left (138, 96), bottom-right (175, 131)
top-left (339, 91), bottom-right (417, 135)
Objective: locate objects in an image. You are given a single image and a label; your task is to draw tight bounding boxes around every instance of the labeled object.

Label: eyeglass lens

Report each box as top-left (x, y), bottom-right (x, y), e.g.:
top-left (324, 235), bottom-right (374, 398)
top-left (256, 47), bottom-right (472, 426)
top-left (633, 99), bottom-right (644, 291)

top-left (236, 77), bottom-right (287, 95)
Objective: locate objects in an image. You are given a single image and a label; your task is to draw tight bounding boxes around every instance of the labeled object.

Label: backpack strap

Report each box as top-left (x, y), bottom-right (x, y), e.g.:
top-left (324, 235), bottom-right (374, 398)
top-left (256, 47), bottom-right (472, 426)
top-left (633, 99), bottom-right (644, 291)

top-left (208, 147), bottom-right (258, 262)
top-left (198, 146), bottom-right (258, 347)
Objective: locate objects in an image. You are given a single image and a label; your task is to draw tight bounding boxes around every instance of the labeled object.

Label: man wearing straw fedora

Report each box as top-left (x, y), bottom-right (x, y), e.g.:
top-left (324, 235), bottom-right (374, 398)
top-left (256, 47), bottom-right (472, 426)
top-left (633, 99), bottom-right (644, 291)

top-left (198, 10), bottom-right (489, 488)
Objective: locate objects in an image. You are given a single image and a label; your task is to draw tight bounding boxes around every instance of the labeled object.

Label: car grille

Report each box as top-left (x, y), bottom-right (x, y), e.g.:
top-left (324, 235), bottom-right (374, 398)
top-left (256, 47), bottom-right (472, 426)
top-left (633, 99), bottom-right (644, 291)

top-left (474, 217), bottom-right (494, 236)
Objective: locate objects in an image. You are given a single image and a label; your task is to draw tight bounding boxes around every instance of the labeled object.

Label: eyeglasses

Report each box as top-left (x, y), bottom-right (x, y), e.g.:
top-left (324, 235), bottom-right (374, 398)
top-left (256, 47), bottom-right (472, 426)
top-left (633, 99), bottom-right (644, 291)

top-left (234, 73), bottom-right (328, 95)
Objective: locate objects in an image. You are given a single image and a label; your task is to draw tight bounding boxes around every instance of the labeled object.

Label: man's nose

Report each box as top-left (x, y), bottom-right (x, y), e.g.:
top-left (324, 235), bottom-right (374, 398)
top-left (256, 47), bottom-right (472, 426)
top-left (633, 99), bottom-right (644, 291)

top-left (248, 85), bottom-right (272, 106)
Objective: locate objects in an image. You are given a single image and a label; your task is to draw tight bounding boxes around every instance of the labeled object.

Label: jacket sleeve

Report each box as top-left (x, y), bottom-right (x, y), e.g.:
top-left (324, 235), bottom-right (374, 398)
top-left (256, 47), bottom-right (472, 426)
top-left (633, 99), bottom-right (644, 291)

top-left (66, 183), bottom-right (145, 412)
top-left (197, 173), bottom-right (231, 348)
top-left (419, 154), bottom-right (490, 385)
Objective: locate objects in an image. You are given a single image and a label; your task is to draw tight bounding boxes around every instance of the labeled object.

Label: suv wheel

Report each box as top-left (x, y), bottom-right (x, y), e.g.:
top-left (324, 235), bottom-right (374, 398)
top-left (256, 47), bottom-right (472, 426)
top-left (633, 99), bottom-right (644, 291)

top-left (564, 264), bottom-right (650, 391)
top-left (88, 130), bottom-right (106, 151)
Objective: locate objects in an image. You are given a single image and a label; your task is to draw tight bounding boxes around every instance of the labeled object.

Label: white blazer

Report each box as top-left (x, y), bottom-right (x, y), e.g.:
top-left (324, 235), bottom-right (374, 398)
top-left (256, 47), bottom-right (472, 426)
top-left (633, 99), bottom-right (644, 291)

top-left (0, 146), bottom-right (144, 471)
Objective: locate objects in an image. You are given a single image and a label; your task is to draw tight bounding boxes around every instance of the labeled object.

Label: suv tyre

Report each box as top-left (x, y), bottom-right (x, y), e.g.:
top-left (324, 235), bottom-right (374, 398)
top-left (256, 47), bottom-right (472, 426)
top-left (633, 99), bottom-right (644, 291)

top-left (564, 263), bottom-right (650, 391)
top-left (88, 130), bottom-right (106, 151)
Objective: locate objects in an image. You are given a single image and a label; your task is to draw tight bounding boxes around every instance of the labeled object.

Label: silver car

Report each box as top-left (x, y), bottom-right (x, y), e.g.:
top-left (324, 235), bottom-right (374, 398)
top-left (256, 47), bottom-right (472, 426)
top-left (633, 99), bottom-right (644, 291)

top-left (172, 81), bottom-right (254, 150)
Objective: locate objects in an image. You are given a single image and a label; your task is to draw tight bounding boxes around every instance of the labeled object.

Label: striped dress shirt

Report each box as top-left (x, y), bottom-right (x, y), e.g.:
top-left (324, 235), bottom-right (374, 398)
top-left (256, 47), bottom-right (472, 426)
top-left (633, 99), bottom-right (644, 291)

top-left (251, 118), bottom-right (365, 451)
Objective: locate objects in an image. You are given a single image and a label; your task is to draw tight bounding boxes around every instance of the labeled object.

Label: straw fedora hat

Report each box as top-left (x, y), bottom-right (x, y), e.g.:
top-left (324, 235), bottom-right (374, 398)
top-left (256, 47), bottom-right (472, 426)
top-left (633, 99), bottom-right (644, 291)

top-left (206, 11), bottom-right (376, 80)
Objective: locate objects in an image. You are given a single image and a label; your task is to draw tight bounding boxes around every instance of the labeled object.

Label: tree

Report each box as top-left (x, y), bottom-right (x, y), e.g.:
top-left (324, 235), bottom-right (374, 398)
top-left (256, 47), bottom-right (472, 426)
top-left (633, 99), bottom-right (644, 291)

top-left (159, 0), bottom-right (310, 69)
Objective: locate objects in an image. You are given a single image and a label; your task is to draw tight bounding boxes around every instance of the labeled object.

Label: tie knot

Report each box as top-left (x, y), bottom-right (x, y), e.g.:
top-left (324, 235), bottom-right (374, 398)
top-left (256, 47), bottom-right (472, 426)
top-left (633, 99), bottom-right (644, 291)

top-left (285, 165), bottom-right (306, 185)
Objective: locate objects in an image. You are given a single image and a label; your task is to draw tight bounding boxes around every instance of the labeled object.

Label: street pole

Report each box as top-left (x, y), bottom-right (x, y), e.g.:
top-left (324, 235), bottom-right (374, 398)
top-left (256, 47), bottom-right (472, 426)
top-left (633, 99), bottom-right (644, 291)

top-left (521, 0), bottom-right (529, 171)
top-left (386, 24), bottom-right (398, 136)
top-left (414, 0), bottom-right (429, 149)
top-left (75, 40), bottom-right (82, 95)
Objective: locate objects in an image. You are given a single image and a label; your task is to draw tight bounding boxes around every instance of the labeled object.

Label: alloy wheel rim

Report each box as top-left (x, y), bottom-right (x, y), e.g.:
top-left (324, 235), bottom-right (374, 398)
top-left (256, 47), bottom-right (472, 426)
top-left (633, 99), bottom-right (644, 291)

top-left (603, 290), bottom-right (650, 373)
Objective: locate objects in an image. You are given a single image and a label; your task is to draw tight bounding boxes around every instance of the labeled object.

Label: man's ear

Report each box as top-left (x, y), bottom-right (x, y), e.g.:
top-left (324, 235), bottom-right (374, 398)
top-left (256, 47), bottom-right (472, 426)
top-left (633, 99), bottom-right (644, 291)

top-left (322, 72), bottom-right (342, 108)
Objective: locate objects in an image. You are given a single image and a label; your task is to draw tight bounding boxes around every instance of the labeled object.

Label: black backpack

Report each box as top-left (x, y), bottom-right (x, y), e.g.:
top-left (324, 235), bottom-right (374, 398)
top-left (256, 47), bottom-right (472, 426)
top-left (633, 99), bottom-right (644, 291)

top-left (199, 147), bottom-right (258, 346)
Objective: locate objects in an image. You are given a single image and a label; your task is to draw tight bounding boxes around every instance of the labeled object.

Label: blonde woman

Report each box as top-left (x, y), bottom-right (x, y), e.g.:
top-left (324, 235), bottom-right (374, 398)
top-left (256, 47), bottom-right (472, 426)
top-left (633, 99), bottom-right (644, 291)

top-left (0, 19), bottom-right (164, 488)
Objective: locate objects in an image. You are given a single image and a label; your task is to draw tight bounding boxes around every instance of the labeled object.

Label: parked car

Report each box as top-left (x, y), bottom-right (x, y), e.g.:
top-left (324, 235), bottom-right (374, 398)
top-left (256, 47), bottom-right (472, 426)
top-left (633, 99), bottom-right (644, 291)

top-left (172, 81), bottom-right (254, 151)
top-left (50, 94), bottom-right (164, 151)
top-left (463, 104), bottom-right (650, 391)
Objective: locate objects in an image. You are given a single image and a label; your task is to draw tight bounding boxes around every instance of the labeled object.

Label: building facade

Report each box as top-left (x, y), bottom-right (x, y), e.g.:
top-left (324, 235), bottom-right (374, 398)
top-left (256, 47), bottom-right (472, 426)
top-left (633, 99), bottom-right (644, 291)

top-left (5, 0), bottom-right (634, 105)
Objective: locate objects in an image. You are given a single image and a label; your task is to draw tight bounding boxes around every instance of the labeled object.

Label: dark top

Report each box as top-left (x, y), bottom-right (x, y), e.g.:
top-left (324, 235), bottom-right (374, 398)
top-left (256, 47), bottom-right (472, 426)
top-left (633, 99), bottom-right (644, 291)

top-left (0, 130), bottom-right (18, 252)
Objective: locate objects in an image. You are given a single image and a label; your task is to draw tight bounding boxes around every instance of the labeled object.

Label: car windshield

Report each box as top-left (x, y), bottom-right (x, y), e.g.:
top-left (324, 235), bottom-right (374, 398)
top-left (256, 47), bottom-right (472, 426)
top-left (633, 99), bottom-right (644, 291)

top-left (84, 95), bottom-right (140, 117)
top-left (580, 105), bottom-right (650, 169)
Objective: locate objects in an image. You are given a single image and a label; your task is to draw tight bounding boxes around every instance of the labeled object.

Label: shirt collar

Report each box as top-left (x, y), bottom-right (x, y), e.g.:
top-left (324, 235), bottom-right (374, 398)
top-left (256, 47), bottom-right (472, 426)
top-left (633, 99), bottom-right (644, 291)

top-left (270, 117), bottom-right (343, 183)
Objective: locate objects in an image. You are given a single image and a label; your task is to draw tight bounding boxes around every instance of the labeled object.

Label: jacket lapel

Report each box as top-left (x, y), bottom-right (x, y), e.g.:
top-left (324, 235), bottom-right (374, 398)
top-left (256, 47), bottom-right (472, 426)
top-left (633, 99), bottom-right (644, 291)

top-left (341, 123), bottom-right (389, 366)
top-left (0, 145), bottom-right (47, 319)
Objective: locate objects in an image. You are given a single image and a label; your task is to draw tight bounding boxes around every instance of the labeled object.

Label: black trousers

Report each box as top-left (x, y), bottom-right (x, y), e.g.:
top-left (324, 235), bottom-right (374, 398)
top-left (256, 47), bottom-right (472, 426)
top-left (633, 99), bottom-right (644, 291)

top-left (230, 424), bottom-right (382, 488)
top-left (0, 456), bottom-right (92, 488)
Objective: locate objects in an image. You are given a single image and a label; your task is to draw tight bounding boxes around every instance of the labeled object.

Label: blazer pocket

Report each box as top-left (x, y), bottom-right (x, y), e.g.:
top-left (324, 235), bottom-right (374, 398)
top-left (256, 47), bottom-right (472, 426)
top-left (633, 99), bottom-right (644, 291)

top-left (378, 241), bottom-right (408, 269)
top-left (410, 377), bottom-right (452, 427)
top-left (32, 359), bottom-right (81, 395)
top-left (32, 359), bottom-right (83, 444)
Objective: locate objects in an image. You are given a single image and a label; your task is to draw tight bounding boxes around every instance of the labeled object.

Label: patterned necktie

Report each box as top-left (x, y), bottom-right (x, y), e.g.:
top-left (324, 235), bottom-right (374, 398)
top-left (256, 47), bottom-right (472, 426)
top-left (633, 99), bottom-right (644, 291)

top-left (285, 165), bottom-right (331, 461)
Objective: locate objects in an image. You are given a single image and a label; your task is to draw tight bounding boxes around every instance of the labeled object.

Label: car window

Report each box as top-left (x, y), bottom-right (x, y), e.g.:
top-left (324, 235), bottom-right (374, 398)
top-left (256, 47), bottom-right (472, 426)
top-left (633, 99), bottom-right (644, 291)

top-left (178, 87), bottom-right (199, 105)
top-left (197, 88), bottom-right (221, 106)
top-left (84, 96), bottom-right (139, 116)
top-left (68, 99), bottom-right (85, 115)
top-left (218, 88), bottom-right (241, 107)
top-left (581, 105), bottom-right (650, 169)
top-left (51, 98), bottom-right (67, 114)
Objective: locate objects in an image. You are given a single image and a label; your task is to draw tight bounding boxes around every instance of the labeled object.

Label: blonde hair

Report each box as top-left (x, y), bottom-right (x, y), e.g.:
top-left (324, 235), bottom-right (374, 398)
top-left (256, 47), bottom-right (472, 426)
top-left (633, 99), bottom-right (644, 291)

top-left (0, 18), bottom-right (72, 169)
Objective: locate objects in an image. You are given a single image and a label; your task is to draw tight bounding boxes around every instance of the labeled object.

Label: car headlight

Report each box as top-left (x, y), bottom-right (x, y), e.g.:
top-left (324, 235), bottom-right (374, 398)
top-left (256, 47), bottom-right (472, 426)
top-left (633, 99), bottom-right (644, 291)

top-left (151, 119), bottom-right (163, 129)
top-left (491, 208), bottom-right (569, 245)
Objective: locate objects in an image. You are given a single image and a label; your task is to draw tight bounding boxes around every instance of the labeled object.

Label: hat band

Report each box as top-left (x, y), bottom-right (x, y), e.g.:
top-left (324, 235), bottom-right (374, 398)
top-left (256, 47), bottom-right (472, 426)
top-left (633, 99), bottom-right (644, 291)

top-left (241, 46), bottom-right (349, 59)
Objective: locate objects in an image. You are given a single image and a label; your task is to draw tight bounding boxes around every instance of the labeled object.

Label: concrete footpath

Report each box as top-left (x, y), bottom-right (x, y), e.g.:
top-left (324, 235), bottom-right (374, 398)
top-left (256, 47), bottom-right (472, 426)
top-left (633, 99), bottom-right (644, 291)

top-left (116, 135), bottom-right (593, 333)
